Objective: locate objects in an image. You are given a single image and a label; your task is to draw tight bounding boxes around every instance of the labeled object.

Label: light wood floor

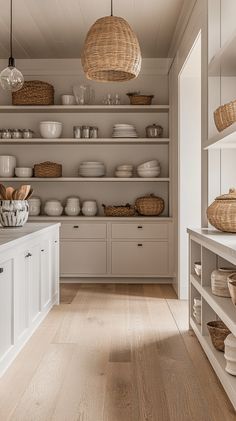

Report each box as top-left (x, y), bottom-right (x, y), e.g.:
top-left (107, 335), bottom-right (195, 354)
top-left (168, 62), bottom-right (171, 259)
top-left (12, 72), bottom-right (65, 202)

top-left (0, 284), bottom-right (235, 421)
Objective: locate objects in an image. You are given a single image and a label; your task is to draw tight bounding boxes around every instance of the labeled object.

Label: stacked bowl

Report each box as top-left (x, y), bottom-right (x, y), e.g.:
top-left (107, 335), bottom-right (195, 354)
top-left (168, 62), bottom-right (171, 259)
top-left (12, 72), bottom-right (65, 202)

top-left (137, 160), bottom-right (161, 178)
top-left (79, 161), bottom-right (105, 177)
top-left (115, 164), bottom-right (133, 178)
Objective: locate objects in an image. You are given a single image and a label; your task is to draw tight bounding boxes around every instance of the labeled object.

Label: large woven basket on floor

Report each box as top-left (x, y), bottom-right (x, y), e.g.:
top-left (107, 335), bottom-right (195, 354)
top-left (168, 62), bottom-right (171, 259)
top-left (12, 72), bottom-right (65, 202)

top-left (81, 16), bottom-right (141, 82)
top-left (207, 320), bottom-right (230, 352)
top-left (127, 93), bottom-right (154, 105)
top-left (214, 100), bottom-right (236, 132)
top-left (102, 204), bottom-right (135, 217)
top-left (34, 161), bottom-right (62, 178)
top-left (135, 194), bottom-right (164, 216)
top-left (12, 81), bottom-right (54, 105)
top-left (207, 188), bottom-right (236, 232)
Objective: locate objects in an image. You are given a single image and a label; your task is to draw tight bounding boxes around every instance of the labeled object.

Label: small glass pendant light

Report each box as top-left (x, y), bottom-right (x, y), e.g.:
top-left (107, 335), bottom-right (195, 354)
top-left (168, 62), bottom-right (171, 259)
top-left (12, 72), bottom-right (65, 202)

top-left (0, 0), bottom-right (24, 92)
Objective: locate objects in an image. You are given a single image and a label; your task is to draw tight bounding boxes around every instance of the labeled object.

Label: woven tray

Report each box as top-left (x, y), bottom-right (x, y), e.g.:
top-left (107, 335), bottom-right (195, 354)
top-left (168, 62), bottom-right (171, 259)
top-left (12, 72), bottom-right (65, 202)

top-left (102, 204), bottom-right (135, 217)
top-left (207, 320), bottom-right (230, 352)
top-left (12, 81), bottom-right (54, 105)
top-left (135, 194), bottom-right (164, 216)
top-left (127, 93), bottom-right (154, 105)
top-left (34, 161), bottom-right (62, 178)
top-left (214, 100), bottom-right (236, 132)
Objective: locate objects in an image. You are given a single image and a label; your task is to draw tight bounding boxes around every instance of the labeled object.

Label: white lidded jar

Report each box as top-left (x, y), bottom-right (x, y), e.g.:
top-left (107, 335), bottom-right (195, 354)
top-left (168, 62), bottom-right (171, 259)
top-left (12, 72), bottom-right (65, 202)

top-left (65, 196), bottom-right (80, 216)
top-left (28, 196), bottom-right (41, 216)
top-left (211, 268), bottom-right (235, 297)
top-left (224, 334), bottom-right (236, 376)
top-left (82, 200), bottom-right (97, 216)
top-left (44, 199), bottom-right (63, 216)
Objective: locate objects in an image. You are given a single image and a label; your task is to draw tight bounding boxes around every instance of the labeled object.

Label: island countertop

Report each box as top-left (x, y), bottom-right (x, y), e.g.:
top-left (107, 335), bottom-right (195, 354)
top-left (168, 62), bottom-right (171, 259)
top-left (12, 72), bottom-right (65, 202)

top-left (187, 228), bottom-right (236, 261)
top-left (0, 222), bottom-right (61, 253)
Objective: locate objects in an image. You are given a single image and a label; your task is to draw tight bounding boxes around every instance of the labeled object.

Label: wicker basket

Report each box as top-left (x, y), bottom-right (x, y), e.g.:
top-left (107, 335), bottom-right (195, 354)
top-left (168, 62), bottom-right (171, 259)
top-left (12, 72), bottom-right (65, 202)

top-left (214, 100), bottom-right (236, 132)
top-left (127, 93), bottom-right (154, 105)
top-left (207, 320), bottom-right (231, 352)
top-left (12, 81), bottom-right (54, 106)
top-left (207, 188), bottom-right (236, 232)
top-left (102, 204), bottom-right (135, 217)
top-left (81, 16), bottom-right (141, 82)
top-left (34, 161), bottom-right (62, 178)
top-left (135, 194), bottom-right (164, 216)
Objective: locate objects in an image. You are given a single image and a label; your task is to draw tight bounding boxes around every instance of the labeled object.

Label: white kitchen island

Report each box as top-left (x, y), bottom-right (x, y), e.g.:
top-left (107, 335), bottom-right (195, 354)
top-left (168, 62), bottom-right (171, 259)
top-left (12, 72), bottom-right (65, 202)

top-left (0, 222), bottom-right (60, 376)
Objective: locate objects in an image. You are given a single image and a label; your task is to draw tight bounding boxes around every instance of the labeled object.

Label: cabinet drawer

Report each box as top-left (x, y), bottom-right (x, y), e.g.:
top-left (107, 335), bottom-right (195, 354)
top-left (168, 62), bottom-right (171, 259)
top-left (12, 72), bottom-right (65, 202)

top-left (112, 223), bottom-right (168, 239)
top-left (60, 241), bottom-right (107, 275)
top-left (112, 241), bottom-right (169, 275)
top-left (61, 223), bottom-right (106, 239)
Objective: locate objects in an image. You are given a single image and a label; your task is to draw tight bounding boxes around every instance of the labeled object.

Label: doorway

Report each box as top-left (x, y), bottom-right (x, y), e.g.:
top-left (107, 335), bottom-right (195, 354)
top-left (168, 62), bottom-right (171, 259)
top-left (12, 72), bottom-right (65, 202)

top-left (178, 33), bottom-right (202, 299)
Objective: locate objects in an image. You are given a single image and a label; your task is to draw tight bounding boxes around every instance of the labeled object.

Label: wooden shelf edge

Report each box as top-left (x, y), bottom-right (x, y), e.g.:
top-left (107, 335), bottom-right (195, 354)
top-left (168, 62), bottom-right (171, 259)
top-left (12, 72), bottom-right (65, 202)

top-left (0, 104), bottom-right (170, 113)
top-left (29, 216), bottom-right (173, 221)
top-left (204, 123), bottom-right (236, 150)
top-left (0, 177), bottom-right (170, 182)
top-left (0, 138), bottom-right (170, 145)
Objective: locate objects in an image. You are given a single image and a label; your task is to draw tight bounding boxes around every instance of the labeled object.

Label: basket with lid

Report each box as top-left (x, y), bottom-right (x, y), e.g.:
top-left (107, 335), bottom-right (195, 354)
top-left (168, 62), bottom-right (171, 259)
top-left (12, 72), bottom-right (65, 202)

top-left (207, 188), bottom-right (236, 232)
top-left (135, 194), bottom-right (164, 216)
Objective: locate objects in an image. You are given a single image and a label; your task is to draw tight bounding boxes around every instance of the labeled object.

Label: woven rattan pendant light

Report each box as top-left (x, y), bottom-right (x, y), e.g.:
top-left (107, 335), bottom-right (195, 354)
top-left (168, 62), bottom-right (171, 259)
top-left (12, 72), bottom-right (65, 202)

top-left (81, 0), bottom-right (141, 82)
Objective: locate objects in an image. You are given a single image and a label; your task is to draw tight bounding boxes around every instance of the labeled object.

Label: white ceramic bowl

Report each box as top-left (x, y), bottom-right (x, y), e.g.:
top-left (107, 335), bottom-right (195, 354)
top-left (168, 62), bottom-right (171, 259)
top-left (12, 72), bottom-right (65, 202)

top-left (137, 168), bottom-right (160, 178)
top-left (0, 155), bottom-right (16, 177)
top-left (116, 165), bottom-right (133, 171)
top-left (39, 121), bottom-right (62, 139)
top-left (15, 167), bottom-right (33, 178)
top-left (138, 160), bottom-right (160, 170)
top-left (115, 171), bottom-right (133, 178)
top-left (61, 94), bottom-right (75, 105)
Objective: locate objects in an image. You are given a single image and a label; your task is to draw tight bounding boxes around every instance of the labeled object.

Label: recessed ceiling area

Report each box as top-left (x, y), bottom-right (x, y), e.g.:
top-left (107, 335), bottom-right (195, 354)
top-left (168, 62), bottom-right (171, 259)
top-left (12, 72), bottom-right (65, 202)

top-left (0, 0), bottom-right (184, 59)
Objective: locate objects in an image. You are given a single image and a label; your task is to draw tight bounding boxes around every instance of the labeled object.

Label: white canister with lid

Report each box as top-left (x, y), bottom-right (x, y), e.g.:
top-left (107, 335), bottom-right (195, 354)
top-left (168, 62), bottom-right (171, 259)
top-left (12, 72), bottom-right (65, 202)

top-left (28, 196), bottom-right (41, 216)
top-left (44, 200), bottom-right (63, 216)
top-left (82, 200), bottom-right (97, 216)
top-left (224, 334), bottom-right (236, 376)
top-left (0, 155), bottom-right (16, 177)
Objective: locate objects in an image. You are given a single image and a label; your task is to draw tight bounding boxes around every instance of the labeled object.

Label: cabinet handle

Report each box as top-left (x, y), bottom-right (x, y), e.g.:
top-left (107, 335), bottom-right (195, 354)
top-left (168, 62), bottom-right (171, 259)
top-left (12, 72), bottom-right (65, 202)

top-left (41, 249), bottom-right (45, 252)
top-left (137, 225), bottom-right (143, 229)
top-left (25, 252), bottom-right (32, 258)
top-left (137, 243), bottom-right (143, 247)
top-left (0, 268), bottom-right (3, 273)
top-left (54, 240), bottom-right (58, 243)
top-left (73, 225), bottom-right (79, 229)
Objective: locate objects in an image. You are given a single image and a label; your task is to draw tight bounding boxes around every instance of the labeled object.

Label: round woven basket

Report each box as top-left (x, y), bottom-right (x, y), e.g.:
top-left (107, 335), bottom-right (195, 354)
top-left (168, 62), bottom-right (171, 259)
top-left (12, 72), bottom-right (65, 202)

top-left (81, 16), bottom-right (141, 82)
top-left (207, 320), bottom-right (230, 352)
top-left (135, 194), bottom-right (164, 216)
top-left (34, 161), bottom-right (62, 178)
top-left (214, 100), bottom-right (236, 132)
top-left (127, 94), bottom-right (154, 105)
top-left (207, 188), bottom-right (236, 232)
top-left (12, 81), bottom-right (54, 105)
top-left (102, 204), bottom-right (135, 217)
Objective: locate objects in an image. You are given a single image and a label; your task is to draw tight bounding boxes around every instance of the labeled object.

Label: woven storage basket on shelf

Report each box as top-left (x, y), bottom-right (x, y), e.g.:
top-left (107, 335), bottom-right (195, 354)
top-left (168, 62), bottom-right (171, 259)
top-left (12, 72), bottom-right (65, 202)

top-left (81, 16), bottom-right (141, 82)
top-left (214, 100), bottom-right (236, 132)
top-left (12, 81), bottom-right (54, 105)
top-left (34, 161), bottom-right (62, 178)
top-left (207, 320), bottom-right (231, 352)
top-left (127, 93), bottom-right (154, 105)
top-left (102, 204), bottom-right (135, 217)
top-left (207, 188), bottom-right (236, 232)
top-left (135, 194), bottom-right (164, 216)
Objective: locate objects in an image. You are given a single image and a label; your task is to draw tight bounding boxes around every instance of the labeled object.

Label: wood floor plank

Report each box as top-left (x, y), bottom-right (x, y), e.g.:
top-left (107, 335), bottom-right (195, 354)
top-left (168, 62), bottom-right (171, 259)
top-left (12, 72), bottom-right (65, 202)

top-left (0, 284), bottom-right (234, 421)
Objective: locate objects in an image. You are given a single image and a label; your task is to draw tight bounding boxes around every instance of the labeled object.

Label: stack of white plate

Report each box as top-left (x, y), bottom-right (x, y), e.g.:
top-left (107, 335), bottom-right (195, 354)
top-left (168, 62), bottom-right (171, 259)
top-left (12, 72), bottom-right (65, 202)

top-left (137, 160), bottom-right (161, 178)
top-left (115, 164), bottom-right (133, 178)
top-left (79, 161), bottom-right (106, 177)
top-left (112, 124), bottom-right (138, 138)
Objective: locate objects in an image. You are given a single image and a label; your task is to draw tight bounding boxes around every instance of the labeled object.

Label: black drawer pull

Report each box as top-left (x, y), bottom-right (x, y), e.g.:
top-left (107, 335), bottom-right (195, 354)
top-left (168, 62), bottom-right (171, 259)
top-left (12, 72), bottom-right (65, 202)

top-left (137, 225), bottom-right (143, 229)
top-left (0, 268), bottom-right (3, 273)
top-left (25, 252), bottom-right (32, 258)
top-left (137, 243), bottom-right (143, 247)
top-left (41, 249), bottom-right (45, 252)
top-left (73, 225), bottom-right (79, 229)
top-left (54, 240), bottom-right (58, 243)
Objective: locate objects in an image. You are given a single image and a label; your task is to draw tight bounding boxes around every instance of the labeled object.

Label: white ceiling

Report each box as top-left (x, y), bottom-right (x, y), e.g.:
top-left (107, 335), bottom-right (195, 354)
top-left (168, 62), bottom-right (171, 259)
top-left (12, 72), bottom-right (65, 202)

top-left (0, 0), bottom-right (184, 59)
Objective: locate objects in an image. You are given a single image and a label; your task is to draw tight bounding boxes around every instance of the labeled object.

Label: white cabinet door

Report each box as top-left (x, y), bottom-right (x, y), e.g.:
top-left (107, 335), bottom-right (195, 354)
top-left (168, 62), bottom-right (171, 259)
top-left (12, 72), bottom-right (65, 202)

top-left (14, 250), bottom-right (29, 341)
top-left (27, 245), bottom-right (41, 324)
top-left (40, 240), bottom-right (51, 310)
top-left (61, 241), bottom-right (107, 275)
top-left (51, 236), bottom-right (59, 302)
top-left (0, 258), bottom-right (14, 361)
top-left (111, 241), bottom-right (169, 275)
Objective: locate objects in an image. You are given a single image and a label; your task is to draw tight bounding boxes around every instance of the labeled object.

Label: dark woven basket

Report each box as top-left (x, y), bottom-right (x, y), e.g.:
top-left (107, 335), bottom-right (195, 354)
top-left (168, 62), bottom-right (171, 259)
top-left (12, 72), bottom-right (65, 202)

top-left (34, 161), bottom-right (62, 178)
top-left (102, 204), bottom-right (135, 217)
top-left (207, 320), bottom-right (231, 352)
top-left (12, 81), bottom-right (54, 105)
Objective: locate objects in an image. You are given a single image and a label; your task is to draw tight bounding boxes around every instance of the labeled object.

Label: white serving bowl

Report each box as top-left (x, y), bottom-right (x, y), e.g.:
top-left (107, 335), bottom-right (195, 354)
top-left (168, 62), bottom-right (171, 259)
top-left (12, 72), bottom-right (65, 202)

top-left (39, 121), bottom-right (62, 139)
top-left (115, 171), bottom-right (133, 178)
top-left (138, 160), bottom-right (160, 170)
top-left (15, 167), bottom-right (33, 178)
top-left (0, 155), bottom-right (16, 177)
top-left (116, 164), bottom-right (133, 171)
top-left (137, 168), bottom-right (160, 178)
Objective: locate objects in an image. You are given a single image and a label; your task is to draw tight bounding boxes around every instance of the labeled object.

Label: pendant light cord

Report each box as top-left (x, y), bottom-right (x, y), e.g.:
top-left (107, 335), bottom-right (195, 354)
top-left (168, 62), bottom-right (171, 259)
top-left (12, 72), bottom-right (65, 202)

top-left (111, 0), bottom-right (113, 16)
top-left (10, 0), bottom-right (13, 58)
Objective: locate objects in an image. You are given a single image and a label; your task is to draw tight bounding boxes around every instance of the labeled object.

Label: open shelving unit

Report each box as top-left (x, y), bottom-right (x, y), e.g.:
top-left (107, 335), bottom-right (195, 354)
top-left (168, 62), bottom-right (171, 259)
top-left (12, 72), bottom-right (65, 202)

top-left (188, 228), bottom-right (236, 410)
top-left (208, 31), bottom-right (236, 77)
